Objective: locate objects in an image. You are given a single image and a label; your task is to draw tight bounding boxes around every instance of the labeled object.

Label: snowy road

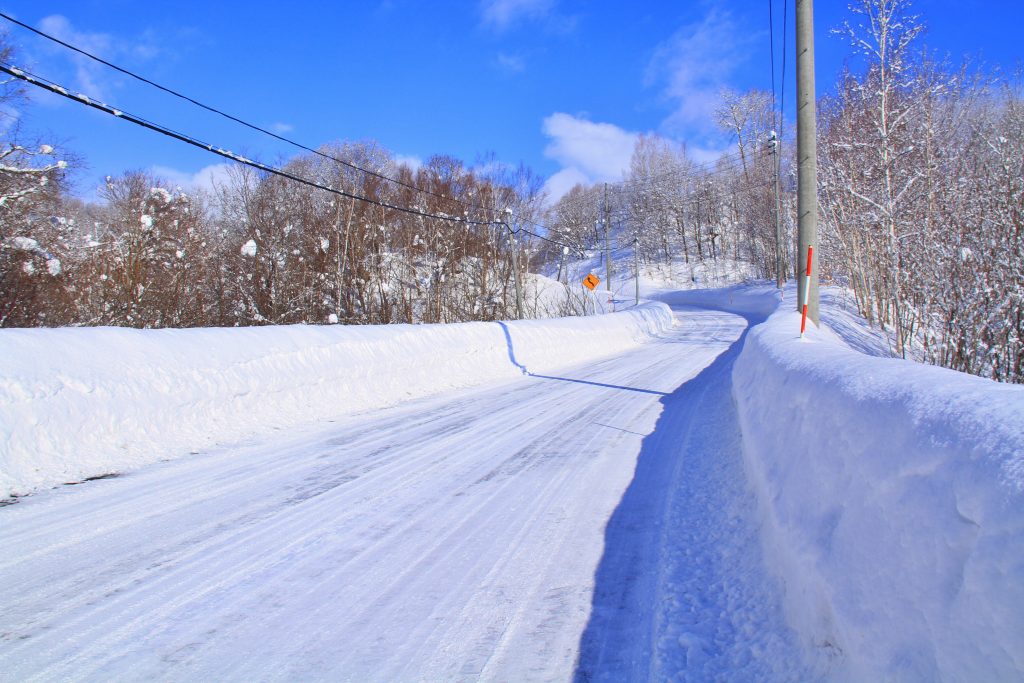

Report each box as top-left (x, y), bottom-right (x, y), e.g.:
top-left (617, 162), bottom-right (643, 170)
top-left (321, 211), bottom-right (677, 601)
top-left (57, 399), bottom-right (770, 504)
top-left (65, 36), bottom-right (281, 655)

top-left (0, 305), bottom-right (808, 681)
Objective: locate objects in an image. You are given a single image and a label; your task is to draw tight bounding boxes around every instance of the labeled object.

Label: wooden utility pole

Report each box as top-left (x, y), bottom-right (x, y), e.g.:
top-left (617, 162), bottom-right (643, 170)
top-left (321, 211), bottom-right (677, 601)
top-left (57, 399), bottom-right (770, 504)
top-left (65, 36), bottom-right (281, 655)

top-left (770, 131), bottom-right (784, 289)
top-left (510, 235), bottom-right (524, 320)
top-left (633, 236), bottom-right (640, 305)
top-left (505, 209), bottom-right (523, 320)
top-left (796, 0), bottom-right (819, 324)
top-left (603, 183), bottom-right (612, 295)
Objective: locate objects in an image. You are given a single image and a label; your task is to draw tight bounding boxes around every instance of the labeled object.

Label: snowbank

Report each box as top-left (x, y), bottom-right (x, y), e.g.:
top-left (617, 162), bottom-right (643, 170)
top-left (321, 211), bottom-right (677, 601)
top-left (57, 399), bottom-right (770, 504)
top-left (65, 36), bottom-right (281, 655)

top-left (0, 303), bottom-right (673, 497)
top-left (732, 295), bottom-right (1024, 680)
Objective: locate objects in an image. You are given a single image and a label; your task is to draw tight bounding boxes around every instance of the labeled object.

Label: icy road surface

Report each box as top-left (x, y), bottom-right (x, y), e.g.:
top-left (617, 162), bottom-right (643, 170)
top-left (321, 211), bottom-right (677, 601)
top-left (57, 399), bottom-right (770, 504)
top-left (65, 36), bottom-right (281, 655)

top-left (0, 306), bottom-right (809, 681)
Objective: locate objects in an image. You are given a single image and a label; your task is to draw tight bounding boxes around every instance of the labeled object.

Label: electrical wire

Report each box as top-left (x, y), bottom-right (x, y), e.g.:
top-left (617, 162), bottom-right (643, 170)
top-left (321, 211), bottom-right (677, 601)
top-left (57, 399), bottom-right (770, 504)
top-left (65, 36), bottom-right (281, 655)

top-left (0, 10), bottom-right (515, 221)
top-left (781, 0), bottom-right (788, 138)
top-left (769, 0), bottom-right (778, 136)
top-left (1, 10), bottom-right (784, 265)
top-left (0, 62), bottom-right (516, 232)
top-left (0, 13), bottom-right (776, 259)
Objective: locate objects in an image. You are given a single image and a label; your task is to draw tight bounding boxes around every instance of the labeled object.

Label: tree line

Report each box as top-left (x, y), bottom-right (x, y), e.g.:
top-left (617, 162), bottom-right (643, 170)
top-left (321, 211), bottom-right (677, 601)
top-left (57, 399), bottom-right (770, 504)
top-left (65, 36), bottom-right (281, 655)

top-left (544, 0), bottom-right (1021, 383)
top-left (1, 59), bottom-right (552, 328)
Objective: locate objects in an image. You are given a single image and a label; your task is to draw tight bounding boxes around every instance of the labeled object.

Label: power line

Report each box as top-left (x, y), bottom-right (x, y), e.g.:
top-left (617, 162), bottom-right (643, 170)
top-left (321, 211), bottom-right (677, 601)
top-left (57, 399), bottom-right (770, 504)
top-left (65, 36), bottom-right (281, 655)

top-left (0, 10), bottom-right (511, 221)
top-left (1, 11), bottom-right (779, 271)
top-left (2, 57), bottom-right (585, 261)
top-left (769, 0), bottom-right (778, 135)
top-left (0, 13), bottom-right (771, 257)
top-left (781, 0), bottom-right (788, 137)
top-left (0, 62), bottom-right (513, 232)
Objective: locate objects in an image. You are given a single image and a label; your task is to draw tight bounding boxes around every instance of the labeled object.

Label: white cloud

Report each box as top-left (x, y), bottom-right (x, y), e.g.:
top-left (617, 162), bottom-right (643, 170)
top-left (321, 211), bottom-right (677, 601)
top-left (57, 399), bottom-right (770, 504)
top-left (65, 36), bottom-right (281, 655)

top-left (36, 15), bottom-right (162, 101)
top-left (480, 0), bottom-right (555, 31)
top-left (541, 167), bottom-right (590, 204)
top-left (393, 154), bottom-right (423, 171)
top-left (150, 163), bottom-right (234, 194)
top-left (496, 52), bottom-right (526, 73)
top-left (39, 15), bottom-right (114, 99)
top-left (270, 122), bottom-right (294, 134)
top-left (542, 112), bottom-right (638, 186)
top-left (646, 8), bottom-right (758, 138)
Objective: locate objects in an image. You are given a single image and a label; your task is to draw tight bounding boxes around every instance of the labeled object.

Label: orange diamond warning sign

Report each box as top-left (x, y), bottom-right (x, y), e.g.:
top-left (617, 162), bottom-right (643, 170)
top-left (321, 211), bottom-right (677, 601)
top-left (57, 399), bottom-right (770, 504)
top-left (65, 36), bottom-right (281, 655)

top-left (582, 273), bottom-right (600, 290)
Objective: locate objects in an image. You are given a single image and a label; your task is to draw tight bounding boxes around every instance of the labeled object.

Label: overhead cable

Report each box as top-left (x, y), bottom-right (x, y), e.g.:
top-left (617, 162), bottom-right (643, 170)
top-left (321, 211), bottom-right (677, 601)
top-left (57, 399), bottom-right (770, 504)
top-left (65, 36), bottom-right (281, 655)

top-left (0, 62), bottom-right (510, 229)
top-left (769, 0), bottom-right (778, 135)
top-left (0, 11), bottom-right (509, 219)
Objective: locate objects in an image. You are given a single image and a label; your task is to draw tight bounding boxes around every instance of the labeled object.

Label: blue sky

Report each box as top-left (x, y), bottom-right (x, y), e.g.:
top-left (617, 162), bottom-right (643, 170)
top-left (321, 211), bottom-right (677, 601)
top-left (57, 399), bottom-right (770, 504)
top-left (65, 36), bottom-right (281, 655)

top-left (2, 0), bottom-right (1022, 201)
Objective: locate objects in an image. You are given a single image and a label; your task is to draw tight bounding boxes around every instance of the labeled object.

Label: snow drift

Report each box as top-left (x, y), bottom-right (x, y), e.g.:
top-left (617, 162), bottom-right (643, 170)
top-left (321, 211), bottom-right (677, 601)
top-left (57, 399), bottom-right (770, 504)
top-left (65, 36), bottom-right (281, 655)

top-left (0, 303), bottom-right (673, 497)
top-left (730, 291), bottom-right (1024, 681)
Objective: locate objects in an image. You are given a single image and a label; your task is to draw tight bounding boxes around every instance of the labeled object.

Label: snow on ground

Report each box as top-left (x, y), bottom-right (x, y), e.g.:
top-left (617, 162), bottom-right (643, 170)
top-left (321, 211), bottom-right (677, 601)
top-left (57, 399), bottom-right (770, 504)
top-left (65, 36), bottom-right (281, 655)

top-left (2, 282), bottom-right (1022, 681)
top-left (533, 251), bottom-right (758, 322)
top-left (705, 284), bottom-right (1024, 681)
top-left (0, 303), bottom-right (671, 498)
top-left (575, 299), bottom-right (808, 682)
top-left (0, 300), bottom-right (807, 681)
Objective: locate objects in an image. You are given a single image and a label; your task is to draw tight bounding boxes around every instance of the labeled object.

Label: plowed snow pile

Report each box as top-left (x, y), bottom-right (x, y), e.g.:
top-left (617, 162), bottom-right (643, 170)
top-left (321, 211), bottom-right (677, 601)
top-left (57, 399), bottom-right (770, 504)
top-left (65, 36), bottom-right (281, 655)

top-left (726, 286), bottom-right (1024, 681)
top-left (0, 303), bottom-right (672, 496)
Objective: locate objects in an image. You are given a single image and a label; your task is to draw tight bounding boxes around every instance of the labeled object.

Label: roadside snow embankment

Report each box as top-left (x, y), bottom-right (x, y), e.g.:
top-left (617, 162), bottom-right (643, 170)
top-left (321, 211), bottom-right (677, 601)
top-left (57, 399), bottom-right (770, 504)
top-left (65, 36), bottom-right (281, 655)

top-left (733, 300), bottom-right (1024, 681)
top-left (0, 303), bottom-right (672, 497)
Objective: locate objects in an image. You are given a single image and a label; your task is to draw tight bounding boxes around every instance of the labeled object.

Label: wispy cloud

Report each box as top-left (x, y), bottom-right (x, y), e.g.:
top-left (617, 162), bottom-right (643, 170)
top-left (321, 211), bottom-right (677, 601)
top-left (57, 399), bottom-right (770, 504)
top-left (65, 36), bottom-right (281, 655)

top-left (269, 122), bottom-right (294, 134)
top-left (35, 15), bottom-right (163, 102)
top-left (150, 163), bottom-right (234, 194)
top-left (480, 0), bottom-right (555, 31)
top-left (393, 154), bottom-right (423, 171)
top-left (541, 112), bottom-right (639, 201)
top-left (646, 7), bottom-right (758, 140)
top-left (496, 52), bottom-right (526, 74)
top-left (38, 15), bottom-right (115, 99)
top-left (542, 167), bottom-right (590, 204)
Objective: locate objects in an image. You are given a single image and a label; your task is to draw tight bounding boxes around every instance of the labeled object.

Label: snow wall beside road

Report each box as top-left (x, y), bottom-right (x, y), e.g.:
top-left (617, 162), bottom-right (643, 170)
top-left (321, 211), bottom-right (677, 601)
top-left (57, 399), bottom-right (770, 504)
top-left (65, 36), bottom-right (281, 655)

top-left (0, 302), bottom-right (673, 497)
top-left (728, 288), bottom-right (1024, 681)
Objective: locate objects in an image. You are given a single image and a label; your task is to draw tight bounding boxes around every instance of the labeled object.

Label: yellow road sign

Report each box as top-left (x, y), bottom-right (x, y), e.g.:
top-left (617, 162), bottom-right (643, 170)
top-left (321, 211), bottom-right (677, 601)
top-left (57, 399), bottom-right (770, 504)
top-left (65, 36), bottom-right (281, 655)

top-left (583, 273), bottom-right (600, 290)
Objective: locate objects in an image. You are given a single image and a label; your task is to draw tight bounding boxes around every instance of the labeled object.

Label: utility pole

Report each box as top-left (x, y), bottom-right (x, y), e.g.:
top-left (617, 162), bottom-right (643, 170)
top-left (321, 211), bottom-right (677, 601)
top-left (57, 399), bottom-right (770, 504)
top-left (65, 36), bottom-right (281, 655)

top-left (633, 236), bottom-right (640, 305)
top-left (770, 131), bottom-right (784, 289)
top-left (796, 0), bottom-right (819, 324)
top-left (505, 209), bottom-right (524, 320)
top-left (510, 235), bottom-right (524, 320)
top-left (603, 183), bottom-right (612, 296)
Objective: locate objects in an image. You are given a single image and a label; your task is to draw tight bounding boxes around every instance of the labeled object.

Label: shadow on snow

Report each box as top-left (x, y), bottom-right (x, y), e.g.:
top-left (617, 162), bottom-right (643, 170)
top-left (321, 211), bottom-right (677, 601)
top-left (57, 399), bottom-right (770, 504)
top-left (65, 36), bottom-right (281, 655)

top-left (570, 312), bottom-right (762, 681)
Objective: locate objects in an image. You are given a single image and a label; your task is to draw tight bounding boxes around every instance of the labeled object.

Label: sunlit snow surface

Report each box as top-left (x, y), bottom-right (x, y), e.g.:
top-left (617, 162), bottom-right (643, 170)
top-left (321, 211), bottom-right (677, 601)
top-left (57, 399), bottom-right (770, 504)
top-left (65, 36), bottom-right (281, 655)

top-left (2, 284), bottom-right (1022, 681)
top-left (0, 299), bottom-right (809, 681)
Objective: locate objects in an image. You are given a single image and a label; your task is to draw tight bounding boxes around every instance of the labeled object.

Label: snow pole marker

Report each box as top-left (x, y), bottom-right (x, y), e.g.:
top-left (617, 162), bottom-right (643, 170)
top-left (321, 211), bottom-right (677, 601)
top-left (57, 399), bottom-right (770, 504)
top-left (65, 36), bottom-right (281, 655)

top-left (800, 245), bottom-right (813, 338)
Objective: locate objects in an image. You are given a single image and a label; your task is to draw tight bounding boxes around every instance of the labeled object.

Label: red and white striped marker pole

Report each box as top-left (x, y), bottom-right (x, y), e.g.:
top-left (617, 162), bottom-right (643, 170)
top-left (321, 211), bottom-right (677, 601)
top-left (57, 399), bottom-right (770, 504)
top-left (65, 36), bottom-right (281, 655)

top-left (800, 245), bottom-right (813, 338)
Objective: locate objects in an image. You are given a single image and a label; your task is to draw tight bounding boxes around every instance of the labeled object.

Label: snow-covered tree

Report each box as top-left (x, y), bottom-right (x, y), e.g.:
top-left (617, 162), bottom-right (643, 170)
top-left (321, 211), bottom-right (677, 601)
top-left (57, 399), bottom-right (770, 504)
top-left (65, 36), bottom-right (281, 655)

top-left (0, 37), bottom-right (72, 326)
